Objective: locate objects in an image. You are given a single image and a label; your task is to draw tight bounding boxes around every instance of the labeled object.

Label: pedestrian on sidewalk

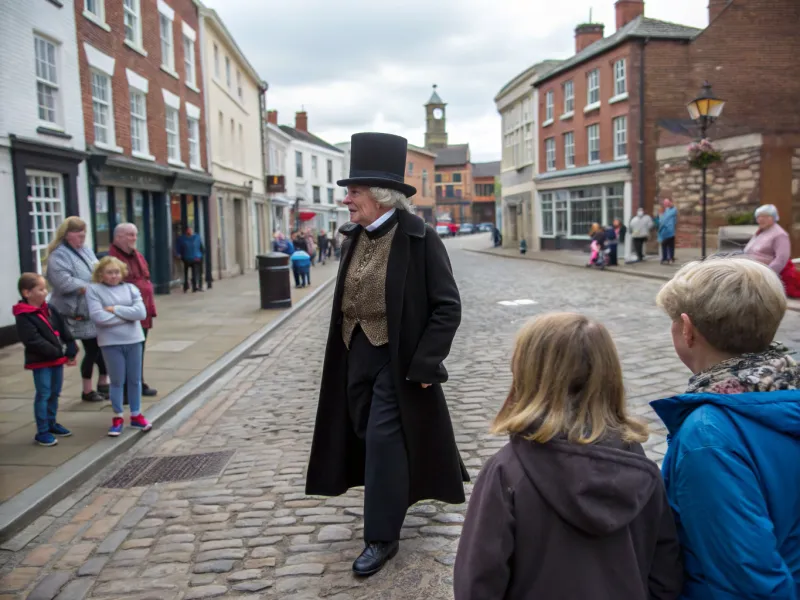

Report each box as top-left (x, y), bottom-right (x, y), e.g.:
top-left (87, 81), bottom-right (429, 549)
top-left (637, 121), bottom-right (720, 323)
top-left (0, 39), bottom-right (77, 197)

top-left (630, 207), bottom-right (654, 262)
top-left (45, 216), bottom-right (110, 403)
top-left (743, 204), bottom-right (800, 298)
top-left (293, 230), bottom-right (309, 254)
top-left (454, 313), bottom-right (682, 600)
top-left (306, 132), bottom-right (468, 578)
top-left (656, 198), bottom-right (677, 265)
top-left (290, 247), bottom-right (311, 288)
top-left (317, 229), bottom-right (329, 265)
top-left (272, 231), bottom-right (294, 255)
top-left (175, 227), bottom-right (204, 292)
top-left (587, 223), bottom-right (606, 269)
top-left (14, 273), bottom-right (79, 447)
top-left (109, 223), bottom-right (158, 398)
top-left (87, 257), bottom-right (152, 437)
top-left (306, 228), bottom-right (317, 267)
top-left (651, 258), bottom-right (800, 599)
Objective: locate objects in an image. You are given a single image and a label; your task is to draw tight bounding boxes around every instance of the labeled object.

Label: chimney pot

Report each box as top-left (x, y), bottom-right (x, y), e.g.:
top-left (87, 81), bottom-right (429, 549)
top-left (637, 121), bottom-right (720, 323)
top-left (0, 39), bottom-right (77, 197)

top-left (267, 110), bottom-right (278, 125)
top-left (615, 0), bottom-right (644, 31)
top-left (295, 111), bottom-right (308, 133)
top-left (575, 23), bottom-right (605, 53)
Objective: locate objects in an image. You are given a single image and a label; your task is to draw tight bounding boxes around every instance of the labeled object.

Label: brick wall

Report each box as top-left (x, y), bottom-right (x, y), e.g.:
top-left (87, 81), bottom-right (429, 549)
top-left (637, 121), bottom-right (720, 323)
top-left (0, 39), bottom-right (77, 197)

top-left (688, 0), bottom-right (800, 138)
top-left (75, 0), bottom-right (207, 170)
top-left (406, 149), bottom-right (436, 208)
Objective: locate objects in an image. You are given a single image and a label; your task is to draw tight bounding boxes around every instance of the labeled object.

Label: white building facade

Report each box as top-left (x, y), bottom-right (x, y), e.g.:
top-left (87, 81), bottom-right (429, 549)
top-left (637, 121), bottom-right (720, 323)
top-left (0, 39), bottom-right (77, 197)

top-left (264, 117), bottom-right (293, 236)
top-left (494, 60), bottom-right (560, 250)
top-left (198, 5), bottom-right (268, 277)
top-left (0, 0), bottom-right (90, 341)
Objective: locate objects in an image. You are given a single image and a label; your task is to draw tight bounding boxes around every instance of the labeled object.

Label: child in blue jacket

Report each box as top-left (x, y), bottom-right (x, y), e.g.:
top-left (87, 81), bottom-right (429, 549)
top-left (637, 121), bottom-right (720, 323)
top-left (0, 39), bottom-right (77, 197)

top-left (652, 257), bottom-right (800, 599)
top-left (290, 249), bottom-right (311, 288)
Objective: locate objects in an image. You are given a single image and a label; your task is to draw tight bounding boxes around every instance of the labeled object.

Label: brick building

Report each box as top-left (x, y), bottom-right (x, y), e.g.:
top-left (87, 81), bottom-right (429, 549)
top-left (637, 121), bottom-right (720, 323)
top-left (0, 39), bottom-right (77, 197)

top-left (406, 144), bottom-right (437, 224)
top-left (0, 0), bottom-right (91, 343)
top-left (532, 0), bottom-right (699, 251)
top-left (75, 0), bottom-right (213, 293)
top-left (434, 145), bottom-right (473, 224)
top-left (472, 161), bottom-right (501, 224)
top-left (652, 0), bottom-right (800, 254)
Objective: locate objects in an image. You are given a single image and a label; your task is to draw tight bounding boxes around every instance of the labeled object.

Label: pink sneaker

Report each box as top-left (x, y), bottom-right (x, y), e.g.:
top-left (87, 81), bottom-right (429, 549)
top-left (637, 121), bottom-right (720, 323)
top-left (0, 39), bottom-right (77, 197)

top-left (108, 417), bottom-right (124, 437)
top-left (130, 414), bottom-right (152, 432)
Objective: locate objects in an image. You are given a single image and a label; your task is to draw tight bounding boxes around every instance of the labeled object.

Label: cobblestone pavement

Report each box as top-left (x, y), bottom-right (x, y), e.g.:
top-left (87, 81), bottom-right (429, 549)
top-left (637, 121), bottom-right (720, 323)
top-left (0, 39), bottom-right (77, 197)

top-left (2, 237), bottom-right (799, 600)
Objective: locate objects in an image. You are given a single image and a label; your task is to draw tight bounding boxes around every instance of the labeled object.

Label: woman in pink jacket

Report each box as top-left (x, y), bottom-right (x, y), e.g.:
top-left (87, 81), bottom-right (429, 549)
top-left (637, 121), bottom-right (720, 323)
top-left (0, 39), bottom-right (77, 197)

top-left (744, 204), bottom-right (800, 297)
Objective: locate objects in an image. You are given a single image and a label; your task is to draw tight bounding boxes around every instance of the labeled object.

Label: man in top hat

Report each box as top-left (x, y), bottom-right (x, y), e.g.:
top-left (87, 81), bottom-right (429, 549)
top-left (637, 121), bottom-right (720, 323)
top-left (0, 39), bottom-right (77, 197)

top-left (306, 132), bottom-right (468, 576)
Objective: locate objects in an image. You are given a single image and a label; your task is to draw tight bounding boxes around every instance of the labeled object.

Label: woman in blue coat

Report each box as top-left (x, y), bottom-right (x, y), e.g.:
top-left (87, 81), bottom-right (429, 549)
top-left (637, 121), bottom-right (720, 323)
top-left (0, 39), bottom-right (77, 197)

top-left (651, 257), bottom-right (800, 599)
top-left (656, 198), bottom-right (678, 264)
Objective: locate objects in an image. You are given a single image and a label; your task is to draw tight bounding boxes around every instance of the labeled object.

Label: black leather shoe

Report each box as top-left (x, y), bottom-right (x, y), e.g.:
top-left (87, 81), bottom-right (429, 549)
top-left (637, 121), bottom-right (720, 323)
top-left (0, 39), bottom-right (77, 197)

top-left (352, 541), bottom-right (399, 577)
top-left (142, 385), bottom-right (158, 397)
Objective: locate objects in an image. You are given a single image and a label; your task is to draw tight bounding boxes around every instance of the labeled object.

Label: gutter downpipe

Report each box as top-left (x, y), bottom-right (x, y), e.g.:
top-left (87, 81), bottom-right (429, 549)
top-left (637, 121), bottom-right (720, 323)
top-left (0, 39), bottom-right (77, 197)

top-left (258, 81), bottom-right (270, 239)
top-left (638, 37), bottom-right (649, 210)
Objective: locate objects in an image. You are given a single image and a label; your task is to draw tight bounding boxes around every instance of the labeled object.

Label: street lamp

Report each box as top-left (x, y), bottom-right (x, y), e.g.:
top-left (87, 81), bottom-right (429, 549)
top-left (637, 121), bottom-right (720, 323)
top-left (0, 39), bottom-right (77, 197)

top-left (687, 81), bottom-right (725, 258)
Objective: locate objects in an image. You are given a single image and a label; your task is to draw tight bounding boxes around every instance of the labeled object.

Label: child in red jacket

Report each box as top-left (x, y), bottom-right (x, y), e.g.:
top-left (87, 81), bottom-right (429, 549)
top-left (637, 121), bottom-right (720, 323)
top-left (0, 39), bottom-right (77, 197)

top-left (13, 273), bottom-right (78, 446)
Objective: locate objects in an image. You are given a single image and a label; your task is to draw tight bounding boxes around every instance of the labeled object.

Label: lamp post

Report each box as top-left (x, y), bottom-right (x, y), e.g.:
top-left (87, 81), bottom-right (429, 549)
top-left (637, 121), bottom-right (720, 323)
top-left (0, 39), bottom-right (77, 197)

top-left (686, 81), bottom-right (725, 258)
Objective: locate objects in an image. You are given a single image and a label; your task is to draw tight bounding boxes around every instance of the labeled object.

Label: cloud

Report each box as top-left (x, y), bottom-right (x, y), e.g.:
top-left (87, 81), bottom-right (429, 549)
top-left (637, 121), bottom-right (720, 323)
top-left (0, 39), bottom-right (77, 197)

top-left (203, 0), bottom-right (708, 162)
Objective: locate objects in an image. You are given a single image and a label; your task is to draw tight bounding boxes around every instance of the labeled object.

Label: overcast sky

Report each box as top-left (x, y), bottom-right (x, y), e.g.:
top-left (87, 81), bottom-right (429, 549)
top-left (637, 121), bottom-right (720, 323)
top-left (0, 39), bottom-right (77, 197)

top-left (203, 0), bottom-right (707, 163)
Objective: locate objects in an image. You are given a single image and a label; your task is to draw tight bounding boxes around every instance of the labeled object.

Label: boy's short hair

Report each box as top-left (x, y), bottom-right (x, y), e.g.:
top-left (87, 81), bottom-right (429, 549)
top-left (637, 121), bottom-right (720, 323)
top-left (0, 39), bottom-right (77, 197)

top-left (18, 272), bottom-right (44, 296)
top-left (92, 256), bottom-right (128, 283)
top-left (656, 257), bottom-right (787, 354)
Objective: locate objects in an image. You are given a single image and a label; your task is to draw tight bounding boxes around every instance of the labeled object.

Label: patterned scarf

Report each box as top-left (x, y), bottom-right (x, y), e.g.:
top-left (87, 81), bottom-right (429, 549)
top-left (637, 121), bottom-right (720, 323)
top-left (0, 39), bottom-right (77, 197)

top-left (687, 342), bottom-right (800, 394)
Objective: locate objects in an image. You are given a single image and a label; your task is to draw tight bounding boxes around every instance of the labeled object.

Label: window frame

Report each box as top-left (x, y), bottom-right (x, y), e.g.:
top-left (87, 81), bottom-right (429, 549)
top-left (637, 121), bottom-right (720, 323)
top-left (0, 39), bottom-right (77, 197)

top-left (563, 80), bottom-right (574, 115)
top-left (129, 89), bottom-right (149, 155)
top-left (613, 116), bottom-right (628, 160)
top-left (165, 106), bottom-right (181, 163)
top-left (83, 0), bottom-right (108, 28)
top-left (187, 116), bottom-right (200, 169)
top-left (545, 90), bottom-right (554, 122)
top-left (587, 124), bottom-right (600, 164)
top-left (311, 156), bottom-right (318, 178)
top-left (312, 186), bottom-right (321, 204)
top-left (26, 170), bottom-right (65, 275)
top-left (295, 151), bottom-right (303, 178)
top-left (91, 69), bottom-right (114, 147)
top-left (236, 70), bottom-right (243, 102)
top-left (587, 69), bottom-right (600, 106)
top-left (545, 137), bottom-right (556, 172)
top-left (327, 159), bottom-right (333, 184)
top-left (225, 57), bottom-right (231, 88)
top-left (564, 131), bottom-right (575, 168)
top-left (614, 59), bottom-right (627, 96)
top-left (34, 35), bottom-right (60, 127)
top-left (213, 43), bottom-right (219, 78)
top-left (452, 172), bottom-right (462, 183)
top-left (327, 188), bottom-right (334, 204)
top-left (123, 0), bottom-right (143, 51)
top-left (183, 34), bottom-right (196, 87)
top-left (159, 13), bottom-right (175, 72)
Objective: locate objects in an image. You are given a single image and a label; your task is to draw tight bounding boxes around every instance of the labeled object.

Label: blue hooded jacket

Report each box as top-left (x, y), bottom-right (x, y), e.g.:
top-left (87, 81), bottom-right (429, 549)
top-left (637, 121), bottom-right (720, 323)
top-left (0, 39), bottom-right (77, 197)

top-left (657, 206), bottom-right (677, 242)
top-left (651, 390), bottom-right (800, 599)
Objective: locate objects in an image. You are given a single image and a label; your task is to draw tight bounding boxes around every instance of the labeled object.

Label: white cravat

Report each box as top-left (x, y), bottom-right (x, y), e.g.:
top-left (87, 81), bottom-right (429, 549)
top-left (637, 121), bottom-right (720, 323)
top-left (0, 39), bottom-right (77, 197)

top-left (366, 208), bottom-right (396, 232)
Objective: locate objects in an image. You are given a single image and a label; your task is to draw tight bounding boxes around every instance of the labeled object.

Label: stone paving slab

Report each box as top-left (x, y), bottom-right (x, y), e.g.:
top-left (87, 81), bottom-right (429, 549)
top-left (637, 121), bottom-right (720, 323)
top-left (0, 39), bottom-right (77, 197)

top-left (0, 261), bottom-right (339, 537)
top-left (0, 239), bottom-right (798, 599)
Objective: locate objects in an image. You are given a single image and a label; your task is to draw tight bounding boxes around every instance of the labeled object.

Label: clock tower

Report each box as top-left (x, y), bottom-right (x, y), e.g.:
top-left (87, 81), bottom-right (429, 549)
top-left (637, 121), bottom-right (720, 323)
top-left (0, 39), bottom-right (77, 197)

top-left (424, 84), bottom-right (448, 151)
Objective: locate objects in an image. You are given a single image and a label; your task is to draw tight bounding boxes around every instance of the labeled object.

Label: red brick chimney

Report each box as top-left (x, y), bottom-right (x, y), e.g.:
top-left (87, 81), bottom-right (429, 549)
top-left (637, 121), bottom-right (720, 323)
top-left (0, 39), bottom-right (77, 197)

top-left (708, 0), bottom-right (730, 23)
top-left (615, 0), bottom-right (644, 30)
top-left (575, 23), bottom-right (605, 53)
top-left (295, 111), bottom-right (308, 133)
top-left (267, 110), bottom-right (277, 125)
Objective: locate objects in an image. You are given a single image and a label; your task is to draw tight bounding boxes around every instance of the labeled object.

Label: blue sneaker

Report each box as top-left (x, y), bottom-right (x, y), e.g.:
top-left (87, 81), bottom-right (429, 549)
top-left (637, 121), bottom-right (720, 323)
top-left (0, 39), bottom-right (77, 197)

top-left (108, 417), bottom-right (124, 437)
top-left (49, 423), bottom-right (72, 437)
top-left (35, 432), bottom-right (58, 446)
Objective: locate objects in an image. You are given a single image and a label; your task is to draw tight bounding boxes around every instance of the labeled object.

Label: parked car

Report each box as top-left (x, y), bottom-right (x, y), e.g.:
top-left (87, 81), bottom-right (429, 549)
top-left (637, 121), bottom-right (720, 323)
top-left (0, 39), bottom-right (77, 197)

top-left (458, 223), bottom-right (476, 235)
top-left (478, 222), bottom-right (494, 233)
top-left (435, 224), bottom-right (451, 237)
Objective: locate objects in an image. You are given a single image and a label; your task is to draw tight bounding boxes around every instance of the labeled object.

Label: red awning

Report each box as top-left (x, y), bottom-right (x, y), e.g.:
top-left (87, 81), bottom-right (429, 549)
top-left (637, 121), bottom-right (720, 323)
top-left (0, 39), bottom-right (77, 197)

top-left (298, 211), bottom-right (317, 222)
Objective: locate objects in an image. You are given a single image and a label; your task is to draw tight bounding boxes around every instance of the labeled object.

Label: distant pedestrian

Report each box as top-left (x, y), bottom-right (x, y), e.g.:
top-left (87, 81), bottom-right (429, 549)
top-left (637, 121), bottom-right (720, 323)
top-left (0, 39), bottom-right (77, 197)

top-left (656, 198), bottom-right (677, 264)
top-left (272, 232), bottom-right (294, 255)
top-left (87, 257), bottom-right (152, 437)
top-left (492, 225), bottom-right (502, 247)
top-left (293, 230), bottom-right (309, 254)
top-left (454, 312), bottom-right (682, 600)
top-left (306, 229), bottom-right (317, 267)
top-left (175, 227), bottom-right (204, 292)
top-left (317, 230), bottom-right (329, 265)
top-left (630, 207), bottom-right (654, 262)
top-left (109, 223), bottom-right (157, 398)
top-left (290, 248), bottom-right (311, 288)
top-left (587, 223), bottom-right (606, 268)
top-left (608, 217), bottom-right (626, 265)
top-left (14, 273), bottom-right (79, 447)
top-left (605, 224), bottom-right (619, 266)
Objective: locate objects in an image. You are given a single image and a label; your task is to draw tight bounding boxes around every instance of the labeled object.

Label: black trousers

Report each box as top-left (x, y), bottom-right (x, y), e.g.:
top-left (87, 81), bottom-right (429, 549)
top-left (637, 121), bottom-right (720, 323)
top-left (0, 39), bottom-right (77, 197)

top-left (347, 328), bottom-right (409, 543)
top-left (633, 237), bottom-right (646, 261)
top-left (183, 260), bottom-right (200, 291)
top-left (81, 337), bottom-right (107, 379)
top-left (661, 237), bottom-right (675, 262)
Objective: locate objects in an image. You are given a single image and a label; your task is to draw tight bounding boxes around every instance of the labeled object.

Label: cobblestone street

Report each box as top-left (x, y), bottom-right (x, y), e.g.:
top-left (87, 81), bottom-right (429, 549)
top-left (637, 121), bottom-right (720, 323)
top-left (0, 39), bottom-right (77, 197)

top-left (2, 235), bottom-right (800, 600)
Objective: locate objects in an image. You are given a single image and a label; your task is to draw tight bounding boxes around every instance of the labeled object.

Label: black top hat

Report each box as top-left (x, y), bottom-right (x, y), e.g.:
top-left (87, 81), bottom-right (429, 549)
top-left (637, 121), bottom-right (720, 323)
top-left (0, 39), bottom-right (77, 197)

top-left (337, 132), bottom-right (417, 198)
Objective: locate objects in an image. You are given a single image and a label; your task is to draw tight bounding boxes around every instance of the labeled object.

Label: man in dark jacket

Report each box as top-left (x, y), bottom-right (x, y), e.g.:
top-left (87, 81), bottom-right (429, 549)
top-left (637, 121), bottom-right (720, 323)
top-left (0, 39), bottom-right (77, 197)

top-left (109, 223), bottom-right (157, 397)
top-left (306, 133), bottom-right (468, 577)
top-left (317, 230), bottom-right (329, 265)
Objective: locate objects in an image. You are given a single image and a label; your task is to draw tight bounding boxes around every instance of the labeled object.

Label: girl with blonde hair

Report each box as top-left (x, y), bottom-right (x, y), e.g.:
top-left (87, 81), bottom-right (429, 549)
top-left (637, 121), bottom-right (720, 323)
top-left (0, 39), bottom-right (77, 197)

top-left (454, 313), bottom-right (682, 600)
top-left (45, 216), bottom-right (109, 402)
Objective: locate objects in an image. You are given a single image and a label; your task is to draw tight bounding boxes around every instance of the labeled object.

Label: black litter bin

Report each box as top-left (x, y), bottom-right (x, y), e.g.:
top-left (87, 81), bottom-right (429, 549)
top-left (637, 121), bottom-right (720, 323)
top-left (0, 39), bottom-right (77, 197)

top-left (257, 253), bottom-right (291, 309)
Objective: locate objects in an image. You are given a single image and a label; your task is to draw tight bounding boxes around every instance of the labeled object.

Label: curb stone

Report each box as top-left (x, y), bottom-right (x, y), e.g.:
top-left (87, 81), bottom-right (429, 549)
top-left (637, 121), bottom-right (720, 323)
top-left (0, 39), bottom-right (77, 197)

top-left (0, 275), bottom-right (337, 546)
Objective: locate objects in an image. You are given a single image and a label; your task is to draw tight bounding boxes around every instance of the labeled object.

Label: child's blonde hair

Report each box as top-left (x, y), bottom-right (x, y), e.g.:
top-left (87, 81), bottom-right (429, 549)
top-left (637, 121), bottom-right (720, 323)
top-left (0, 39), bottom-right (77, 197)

top-left (492, 312), bottom-right (648, 445)
top-left (92, 256), bottom-right (128, 283)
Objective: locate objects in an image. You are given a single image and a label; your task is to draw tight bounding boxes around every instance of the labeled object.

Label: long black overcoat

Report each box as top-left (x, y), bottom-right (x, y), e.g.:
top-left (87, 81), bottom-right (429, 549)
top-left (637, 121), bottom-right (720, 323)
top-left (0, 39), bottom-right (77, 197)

top-left (305, 209), bottom-right (469, 506)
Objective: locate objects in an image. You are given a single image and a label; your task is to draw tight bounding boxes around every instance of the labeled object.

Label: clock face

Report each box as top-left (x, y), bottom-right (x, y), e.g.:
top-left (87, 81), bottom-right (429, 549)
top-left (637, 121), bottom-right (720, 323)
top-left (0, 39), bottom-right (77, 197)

top-left (433, 108), bottom-right (443, 120)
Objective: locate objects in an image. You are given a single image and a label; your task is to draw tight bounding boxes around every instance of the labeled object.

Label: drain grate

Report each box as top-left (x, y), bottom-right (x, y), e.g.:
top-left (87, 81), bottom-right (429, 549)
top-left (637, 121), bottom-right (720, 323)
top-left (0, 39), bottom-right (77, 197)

top-left (102, 451), bottom-right (235, 489)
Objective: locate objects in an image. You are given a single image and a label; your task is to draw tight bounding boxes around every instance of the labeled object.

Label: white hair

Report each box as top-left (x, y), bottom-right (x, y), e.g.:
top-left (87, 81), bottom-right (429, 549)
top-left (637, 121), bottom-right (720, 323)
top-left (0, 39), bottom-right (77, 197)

top-left (369, 187), bottom-right (411, 211)
top-left (113, 222), bottom-right (138, 239)
top-left (754, 204), bottom-right (779, 222)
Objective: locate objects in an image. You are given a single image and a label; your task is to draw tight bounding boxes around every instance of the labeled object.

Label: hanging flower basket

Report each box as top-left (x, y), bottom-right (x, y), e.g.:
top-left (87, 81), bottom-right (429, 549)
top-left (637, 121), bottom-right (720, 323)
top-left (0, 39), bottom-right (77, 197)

top-left (687, 138), bottom-right (722, 170)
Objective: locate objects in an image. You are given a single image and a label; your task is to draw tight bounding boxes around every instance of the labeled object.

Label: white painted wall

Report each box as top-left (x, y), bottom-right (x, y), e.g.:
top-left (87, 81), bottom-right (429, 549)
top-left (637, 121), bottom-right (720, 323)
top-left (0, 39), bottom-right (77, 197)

top-left (0, 0), bottom-right (89, 329)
